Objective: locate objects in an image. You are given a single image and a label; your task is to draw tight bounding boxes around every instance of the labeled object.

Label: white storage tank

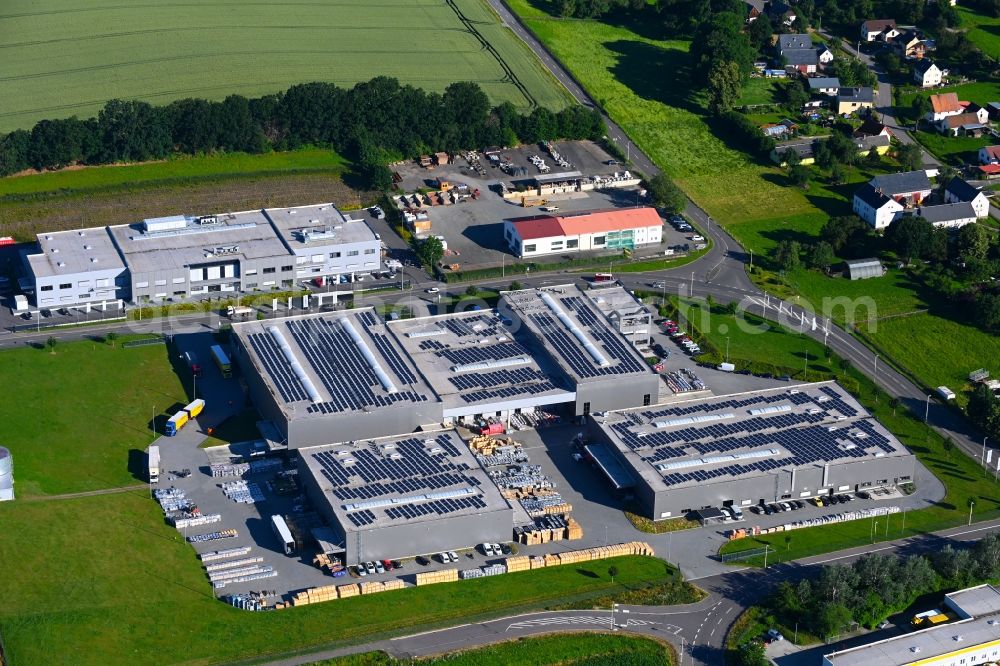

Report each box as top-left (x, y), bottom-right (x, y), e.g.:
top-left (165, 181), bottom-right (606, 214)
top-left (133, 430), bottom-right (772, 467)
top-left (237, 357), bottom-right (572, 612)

top-left (0, 446), bottom-right (13, 501)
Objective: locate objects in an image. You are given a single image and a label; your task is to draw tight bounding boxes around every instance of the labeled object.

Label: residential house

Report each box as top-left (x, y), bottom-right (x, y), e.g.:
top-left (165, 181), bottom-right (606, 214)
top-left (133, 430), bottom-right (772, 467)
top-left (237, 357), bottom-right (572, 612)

top-left (783, 49), bottom-right (819, 73)
top-left (978, 145), bottom-right (1000, 165)
top-left (777, 34), bottom-right (812, 51)
top-left (837, 87), bottom-right (875, 115)
top-left (816, 44), bottom-right (835, 65)
top-left (965, 102), bottom-right (989, 125)
top-left (767, 1), bottom-right (796, 26)
top-left (745, 0), bottom-right (766, 22)
top-left (870, 171), bottom-right (933, 203)
top-left (771, 138), bottom-right (820, 166)
top-left (913, 60), bottom-right (942, 88)
top-left (807, 77), bottom-right (840, 96)
top-left (938, 113), bottom-right (987, 137)
top-left (854, 134), bottom-right (892, 156)
top-left (893, 30), bottom-right (927, 59)
top-left (860, 19), bottom-right (898, 42)
top-left (926, 92), bottom-right (963, 122)
top-left (986, 102), bottom-right (1000, 121)
top-left (977, 164), bottom-right (1000, 179)
top-left (944, 177), bottom-right (990, 218)
top-left (911, 202), bottom-right (977, 228)
top-left (853, 183), bottom-right (905, 229)
top-left (853, 117), bottom-right (892, 139)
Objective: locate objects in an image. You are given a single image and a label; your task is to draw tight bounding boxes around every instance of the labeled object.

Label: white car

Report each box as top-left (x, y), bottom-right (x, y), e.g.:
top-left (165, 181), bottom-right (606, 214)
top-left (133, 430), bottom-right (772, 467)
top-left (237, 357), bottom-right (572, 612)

top-left (539, 206), bottom-right (560, 212)
top-left (767, 629), bottom-right (784, 642)
top-left (365, 561), bottom-right (377, 575)
top-left (356, 564), bottom-right (368, 577)
top-left (690, 235), bottom-right (705, 242)
top-left (425, 287), bottom-right (440, 294)
top-left (374, 560), bottom-right (385, 574)
top-left (447, 551), bottom-right (459, 562)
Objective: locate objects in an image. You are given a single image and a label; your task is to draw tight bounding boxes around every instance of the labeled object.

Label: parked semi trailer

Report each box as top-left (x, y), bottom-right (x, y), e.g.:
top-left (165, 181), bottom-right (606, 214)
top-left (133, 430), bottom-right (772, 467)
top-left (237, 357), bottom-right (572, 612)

top-left (165, 399), bottom-right (206, 436)
top-left (211, 345), bottom-right (232, 379)
top-left (148, 445), bottom-right (160, 483)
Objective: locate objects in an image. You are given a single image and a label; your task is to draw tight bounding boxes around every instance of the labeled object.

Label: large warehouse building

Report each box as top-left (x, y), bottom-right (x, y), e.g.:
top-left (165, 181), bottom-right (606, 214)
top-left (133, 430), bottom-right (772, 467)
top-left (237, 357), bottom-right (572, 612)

top-left (24, 203), bottom-right (380, 307)
top-left (503, 207), bottom-right (663, 258)
top-left (586, 382), bottom-right (916, 520)
top-left (298, 430), bottom-right (513, 566)
top-left (230, 285), bottom-right (660, 448)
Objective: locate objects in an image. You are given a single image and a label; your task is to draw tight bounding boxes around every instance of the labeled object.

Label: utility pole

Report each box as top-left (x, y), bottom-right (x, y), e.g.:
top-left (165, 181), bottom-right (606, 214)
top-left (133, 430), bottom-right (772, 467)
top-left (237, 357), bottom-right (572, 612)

top-left (726, 337), bottom-right (730, 363)
top-left (925, 395), bottom-right (931, 423)
top-left (749, 249), bottom-right (753, 272)
top-left (873, 354), bottom-right (879, 401)
top-left (689, 271), bottom-right (694, 296)
top-left (763, 544), bottom-right (769, 569)
top-left (969, 499), bottom-right (975, 526)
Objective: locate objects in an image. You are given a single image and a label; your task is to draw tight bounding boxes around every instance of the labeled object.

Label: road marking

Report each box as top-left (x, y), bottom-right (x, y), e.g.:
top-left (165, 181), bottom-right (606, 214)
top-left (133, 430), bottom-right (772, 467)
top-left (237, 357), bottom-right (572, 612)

top-left (505, 616), bottom-right (654, 631)
top-left (392, 622), bottom-right (472, 640)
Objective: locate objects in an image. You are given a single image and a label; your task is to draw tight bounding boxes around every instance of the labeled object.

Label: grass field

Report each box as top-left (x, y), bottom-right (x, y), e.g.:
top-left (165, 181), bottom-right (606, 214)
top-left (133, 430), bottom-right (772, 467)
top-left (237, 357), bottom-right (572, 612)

top-left (958, 6), bottom-right (1000, 59)
top-left (320, 634), bottom-right (674, 665)
top-left (912, 130), bottom-right (993, 165)
top-left (0, 338), bottom-right (187, 496)
top-left (0, 0), bottom-right (570, 132)
top-left (737, 78), bottom-right (782, 107)
top-left (0, 489), bottom-right (669, 665)
top-left (0, 147), bottom-right (347, 197)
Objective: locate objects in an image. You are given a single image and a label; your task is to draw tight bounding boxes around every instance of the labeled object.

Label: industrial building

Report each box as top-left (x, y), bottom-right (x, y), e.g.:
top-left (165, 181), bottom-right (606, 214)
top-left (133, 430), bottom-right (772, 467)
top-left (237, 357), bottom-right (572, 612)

top-left (0, 446), bottom-right (13, 502)
top-left (24, 203), bottom-right (380, 307)
top-left (585, 383), bottom-right (916, 520)
top-left (503, 207), bottom-right (663, 258)
top-left (230, 285), bottom-right (659, 448)
top-left (298, 430), bottom-right (513, 566)
top-left (824, 584), bottom-right (1000, 666)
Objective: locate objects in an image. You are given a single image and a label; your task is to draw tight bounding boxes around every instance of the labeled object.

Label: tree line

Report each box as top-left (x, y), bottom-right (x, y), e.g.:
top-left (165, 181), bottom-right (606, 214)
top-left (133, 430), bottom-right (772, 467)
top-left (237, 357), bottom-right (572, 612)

top-left (765, 533), bottom-right (1000, 641)
top-left (0, 78), bottom-right (606, 188)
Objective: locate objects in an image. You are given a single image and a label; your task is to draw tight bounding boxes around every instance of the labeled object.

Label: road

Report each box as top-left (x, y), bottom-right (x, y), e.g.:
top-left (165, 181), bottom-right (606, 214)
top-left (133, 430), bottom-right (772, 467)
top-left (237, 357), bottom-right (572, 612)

top-left (262, 518), bottom-right (1000, 666)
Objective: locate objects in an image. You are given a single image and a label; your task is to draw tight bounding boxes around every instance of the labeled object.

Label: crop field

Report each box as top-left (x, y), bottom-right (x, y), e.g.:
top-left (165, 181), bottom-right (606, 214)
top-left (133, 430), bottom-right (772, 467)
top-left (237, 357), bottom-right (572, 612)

top-left (0, 0), bottom-right (570, 132)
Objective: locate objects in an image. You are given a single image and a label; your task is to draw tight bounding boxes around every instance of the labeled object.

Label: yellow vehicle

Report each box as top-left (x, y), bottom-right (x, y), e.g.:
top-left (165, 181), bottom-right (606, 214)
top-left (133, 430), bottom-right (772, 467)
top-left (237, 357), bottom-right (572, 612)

top-left (521, 196), bottom-right (547, 207)
top-left (911, 610), bottom-right (951, 628)
top-left (811, 497), bottom-right (825, 507)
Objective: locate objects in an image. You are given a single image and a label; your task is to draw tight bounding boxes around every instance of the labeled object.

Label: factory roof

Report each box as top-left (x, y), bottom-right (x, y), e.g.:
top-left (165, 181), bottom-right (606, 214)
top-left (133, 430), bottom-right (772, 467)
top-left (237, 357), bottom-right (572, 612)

top-left (28, 227), bottom-right (126, 279)
top-left (107, 209), bottom-right (290, 275)
top-left (825, 585), bottom-right (1000, 666)
top-left (388, 310), bottom-right (575, 418)
top-left (263, 204), bottom-right (377, 251)
top-left (299, 430), bottom-right (512, 532)
top-left (593, 382), bottom-right (911, 493)
top-left (501, 285), bottom-right (654, 383)
top-left (231, 308), bottom-right (435, 418)
top-left (508, 215), bottom-right (567, 241)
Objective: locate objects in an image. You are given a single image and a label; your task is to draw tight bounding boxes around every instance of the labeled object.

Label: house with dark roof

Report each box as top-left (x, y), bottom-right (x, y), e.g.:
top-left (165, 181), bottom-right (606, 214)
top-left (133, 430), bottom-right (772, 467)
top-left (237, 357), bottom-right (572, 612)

top-left (979, 145), bottom-right (1000, 165)
top-left (944, 177), bottom-right (989, 218)
top-left (860, 19), bottom-right (898, 42)
top-left (913, 60), bottom-right (942, 88)
top-left (854, 134), bottom-right (891, 156)
top-left (911, 202), bottom-right (977, 228)
top-left (770, 138), bottom-right (821, 166)
top-left (871, 170), bottom-right (933, 202)
top-left (965, 102), bottom-right (989, 125)
top-left (744, 0), bottom-right (766, 22)
top-left (853, 117), bottom-right (891, 139)
top-left (782, 48), bottom-right (819, 73)
top-left (778, 33), bottom-right (812, 51)
top-left (807, 77), bottom-right (840, 96)
top-left (767, 1), bottom-right (796, 26)
top-left (853, 183), bottom-right (905, 229)
top-left (836, 87), bottom-right (875, 115)
top-left (987, 102), bottom-right (1000, 121)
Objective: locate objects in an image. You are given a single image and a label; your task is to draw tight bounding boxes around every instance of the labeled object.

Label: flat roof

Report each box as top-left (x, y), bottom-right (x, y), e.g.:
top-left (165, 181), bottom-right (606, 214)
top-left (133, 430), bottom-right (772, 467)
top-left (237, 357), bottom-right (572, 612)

top-left (593, 382), bottom-right (912, 493)
top-left (263, 204), bottom-right (377, 250)
top-left (108, 209), bottom-right (289, 274)
top-left (300, 430), bottom-right (512, 533)
top-left (825, 613), bottom-right (1000, 665)
top-left (947, 584), bottom-right (1000, 618)
top-left (501, 285), bottom-right (655, 383)
top-left (232, 308), bottom-right (436, 419)
top-left (388, 310), bottom-right (575, 417)
top-left (28, 227), bottom-right (126, 278)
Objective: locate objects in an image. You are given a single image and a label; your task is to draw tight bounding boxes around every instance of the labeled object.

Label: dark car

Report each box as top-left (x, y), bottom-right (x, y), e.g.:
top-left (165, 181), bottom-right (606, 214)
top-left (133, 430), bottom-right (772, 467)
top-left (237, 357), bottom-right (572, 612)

top-left (415, 555), bottom-right (430, 566)
top-left (763, 504), bottom-right (774, 515)
top-left (749, 505), bottom-right (761, 515)
top-left (857, 490), bottom-right (871, 499)
top-left (827, 495), bottom-right (840, 505)
top-left (792, 500), bottom-right (804, 509)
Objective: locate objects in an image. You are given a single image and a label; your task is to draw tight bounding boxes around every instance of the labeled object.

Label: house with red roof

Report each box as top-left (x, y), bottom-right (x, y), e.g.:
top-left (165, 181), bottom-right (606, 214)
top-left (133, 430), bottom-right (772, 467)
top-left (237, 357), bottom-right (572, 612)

top-left (504, 208), bottom-right (664, 258)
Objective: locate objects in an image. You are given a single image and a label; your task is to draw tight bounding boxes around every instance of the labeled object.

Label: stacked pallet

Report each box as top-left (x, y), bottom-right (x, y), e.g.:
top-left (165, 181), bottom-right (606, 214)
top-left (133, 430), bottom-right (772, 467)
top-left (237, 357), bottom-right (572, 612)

top-left (383, 579), bottom-right (405, 592)
top-left (529, 556), bottom-right (546, 570)
top-left (415, 568), bottom-right (459, 586)
top-left (291, 585), bottom-right (339, 606)
top-left (565, 517), bottom-right (583, 540)
top-left (337, 583), bottom-right (360, 598)
top-left (360, 581), bottom-right (387, 595)
top-left (544, 554), bottom-right (561, 567)
top-left (505, 555), bottom-right (530, 572)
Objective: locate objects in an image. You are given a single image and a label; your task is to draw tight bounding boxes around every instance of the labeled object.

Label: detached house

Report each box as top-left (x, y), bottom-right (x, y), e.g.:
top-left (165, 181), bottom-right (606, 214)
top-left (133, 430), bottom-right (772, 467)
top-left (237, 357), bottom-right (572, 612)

top-left (871, 171), bottom-right (933, 203)
top-left (853, 117), bottom-right (892, 139)
top-left (979, 145), bottom-right (1000, 165)
top-left (860, 19), bottom-right (899, 42)
top-left (913, 60), bottom-right (942, 88)
top-left (893, 30), bottom-right (927, 59)
top-left (745, 0), bottom-right (766, 22)
top-left (853, 183), bottom-right (905, 229)
top-left (939, 113), bottom-right (987, 137)
top-left (965, 102), bottom-right (989, 125)
top-left (837, 87), bottom-right (875, 115)
top-left (927, 92), bottom-right (963, 122)
top-left (807, 77), bottom-right (840, 96)
top-left (944, 177), bottom-right (990, 218)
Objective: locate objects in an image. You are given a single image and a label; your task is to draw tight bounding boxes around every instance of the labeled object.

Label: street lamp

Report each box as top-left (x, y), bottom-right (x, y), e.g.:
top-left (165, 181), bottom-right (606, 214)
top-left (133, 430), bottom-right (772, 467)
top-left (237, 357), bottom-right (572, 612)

top-left (873, 354), bottom-right (879, 402)
top-left (925, 395), bottom-right (931, 423)
top-left (726, 337), bottom-right (730, 363)
top-left (611, 603), bottom-right (619, 630)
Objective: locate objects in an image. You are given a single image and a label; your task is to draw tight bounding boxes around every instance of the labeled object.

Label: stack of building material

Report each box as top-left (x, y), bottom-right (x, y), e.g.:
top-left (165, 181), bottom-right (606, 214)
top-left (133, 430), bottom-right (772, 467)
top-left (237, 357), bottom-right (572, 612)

top-left (200, 546), bottom-right (252, 562)
top-left (382, 579), bottom-right (405, 592)
top-left (505, 555), bottom-right (530, 572)
top-left (415, 568), bottom-right (459, 586)
top-left (360, 581), bottom-right (388, 594)
top-left (337, 583), bottom-right (360, 598)
top-left (460, 568), bottom-right (485, 580)
top-left (529, 556), bottom-right (546, 570)
top-left (565, 517), bottom-right (584, 540)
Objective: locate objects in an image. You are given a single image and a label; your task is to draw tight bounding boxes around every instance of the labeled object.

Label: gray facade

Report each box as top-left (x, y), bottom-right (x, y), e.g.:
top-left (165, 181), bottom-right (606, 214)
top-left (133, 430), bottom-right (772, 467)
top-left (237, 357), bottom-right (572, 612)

top-left (588, 382), bottom-right (917, 520)
top-left (25, 227), bottom-right (128, 308)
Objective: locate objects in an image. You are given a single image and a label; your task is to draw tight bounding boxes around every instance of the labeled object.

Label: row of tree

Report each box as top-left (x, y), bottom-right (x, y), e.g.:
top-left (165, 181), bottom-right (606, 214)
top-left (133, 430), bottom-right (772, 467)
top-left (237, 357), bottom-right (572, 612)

top-left (0, 78), bottom-right (606, 187)
top-left (767, 532), bottom-right (1000, 641)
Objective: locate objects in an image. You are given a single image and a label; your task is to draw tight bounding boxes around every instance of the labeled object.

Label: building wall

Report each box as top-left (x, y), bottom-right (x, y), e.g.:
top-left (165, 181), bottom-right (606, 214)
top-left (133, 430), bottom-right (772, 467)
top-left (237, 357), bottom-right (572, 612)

top-left (33, 265), bottom-right (128, 307)
top-left (289, 238), bottom-right (381, 281)
top-left (506, 222), bottom-right (663, 259)
top-left (575, 375), bottom-right (660, 417)
top-left (286, 402), bottom-right (444, 449)
top-left (917, 67), bottom-right (941, 87)
top-left (230, 335), bottom-right (291, 443)
top-left (130, 255), bottom-right (297, 302)
top-left (853, 195), bottom-right (902, 229)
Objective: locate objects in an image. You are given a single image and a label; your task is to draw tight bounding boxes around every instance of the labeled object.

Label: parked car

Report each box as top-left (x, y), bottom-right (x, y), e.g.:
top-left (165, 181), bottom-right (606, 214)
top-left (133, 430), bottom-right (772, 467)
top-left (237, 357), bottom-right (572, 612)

top-left (374, 561), bottom-right (385, 574)
top-left (767, 629), bottom-right (784, 642)
top-left (365, 561), bottom-right (377, 575)
top-left (447, 551), bottom-right (459, 563)
top-left (425, 287), bottom-right (440, 294)
top-left (857, 490), bottom-right (871, 499)
top-left (356, 565), bottom-right (367, 577)
top-left (792, 500), bottom-right (805, 509)
top-left (650, 281), bottom-right (666, 289)
top-left (391, 559), bottom-right (404, 570)
top-left (415, 555), bottom-right (430, 566)
top-left (382, 559), bottom-right (394, 571)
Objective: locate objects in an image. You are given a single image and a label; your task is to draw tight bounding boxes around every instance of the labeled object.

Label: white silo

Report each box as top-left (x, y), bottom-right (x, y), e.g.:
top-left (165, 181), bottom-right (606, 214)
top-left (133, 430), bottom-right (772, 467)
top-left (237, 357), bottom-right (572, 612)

top-left (0, 446), bottom-right (13, 501)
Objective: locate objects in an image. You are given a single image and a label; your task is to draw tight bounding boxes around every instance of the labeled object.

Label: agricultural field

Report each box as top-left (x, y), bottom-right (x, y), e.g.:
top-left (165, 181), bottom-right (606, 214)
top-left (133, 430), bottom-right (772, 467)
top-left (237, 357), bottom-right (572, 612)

top-left (0, 337), bottom-right (187, 496)
top-left (320, 634), bottom-right (674, 665)
top-left (958, 6), bottom-right (1000, 59)
top-left (0, 0), bottom-right (570, 132)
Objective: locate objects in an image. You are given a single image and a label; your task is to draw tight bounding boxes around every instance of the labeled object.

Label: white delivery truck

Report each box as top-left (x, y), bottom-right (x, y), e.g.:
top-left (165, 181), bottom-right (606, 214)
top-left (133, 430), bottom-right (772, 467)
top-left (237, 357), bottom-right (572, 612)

top-left (148, 445), bottom-right (160, 484)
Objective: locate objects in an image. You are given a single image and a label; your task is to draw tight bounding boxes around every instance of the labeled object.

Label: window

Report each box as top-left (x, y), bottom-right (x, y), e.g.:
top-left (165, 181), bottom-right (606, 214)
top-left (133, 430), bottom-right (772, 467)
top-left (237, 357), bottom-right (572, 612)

top-left (136, 281), bottom-right (149, 288)
top-left (263, 267), bottom-right (276, 274)
top-left (583, 402), bottom-right (591, 415)
top-left (281, 265), bottom-right (293, 272)
top-left (311, 254), bottom-right (324, 263)
top-left (593, 236), bottom-right (606, 246)
top-left (96, 278), bottom-right (109, 287)
top-left (364, 248), bottom-right (376, 255)
top-left (643, 394), bottom-right (651, 406)
top-left (296, 256), bottom-right (307, 265)
top-left (41, 285), bottom-right (53, 292)
top-left (329, 251), bottom-right (341, 258)
top-left (59, 283), bottom-right (71, 289)
top-left (524, 244), bottom-right (536, 253)
top-left (567, 239), bottom-right (579, 249)
top-left (347, 250), bottom-right (359, 257)
top-left (77, 281), bottom-right (90, 288)
top-left (154, 279), bottom-right (167, 286)
top-left (173, 291), bottom-right (185, 296)
top-left (550, 241), bottom-right (564, 250)
top-left (78, 293), bottom-right (89, 299)
top-left (172, 277), bottom-right (185, 284)
top-left (245, 282), bottom-right (257, 289)
top-left (245, 269), bottom-right (258, 276)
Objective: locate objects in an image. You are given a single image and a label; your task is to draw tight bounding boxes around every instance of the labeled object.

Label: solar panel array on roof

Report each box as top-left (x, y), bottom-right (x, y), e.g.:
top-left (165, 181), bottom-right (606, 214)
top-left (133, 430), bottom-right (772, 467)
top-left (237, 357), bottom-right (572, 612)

top-left (281, 317), bottom-right (428, 413)
top-left (246, 332), bottom-right (309, 403)
top-left (436, 342), bottom-right (529, 367)
top-left (606, 388), bottom-right (898, 488)
top-left (447, 367), bottom-right (560, 403)
top-left (309, 433), bottom-right (493, 526)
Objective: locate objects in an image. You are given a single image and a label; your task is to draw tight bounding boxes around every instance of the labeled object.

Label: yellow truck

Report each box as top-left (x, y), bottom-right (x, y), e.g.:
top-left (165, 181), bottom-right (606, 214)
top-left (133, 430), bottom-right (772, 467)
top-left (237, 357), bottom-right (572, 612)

top-left (911, 609), bottom-right (952, 628)
top-left (521, 196), bottom-right (547, 207)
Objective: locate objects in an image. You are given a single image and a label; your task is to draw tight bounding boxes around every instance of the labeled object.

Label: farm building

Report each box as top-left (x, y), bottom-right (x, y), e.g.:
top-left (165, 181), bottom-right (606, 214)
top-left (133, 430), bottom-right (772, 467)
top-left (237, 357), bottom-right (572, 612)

top-left (503, 207), bottom-right (663, 259)
top-left (937, 113), bottom-right (987, 137)
top-left (585, 382), bottom-right (917, 521)
top-left (298, 430), bottom-right (514, 565)
top-left (911, 202), bottom-right (977, 228)
top-left (231, 286), bottom-right (660, 448)
top-left (853, 183), bottom-right (905, 229)
top-left (845, 258), bottom-right (885, 280)
top-left (24, 203), bottom-right (380, 308)
top-left (869, 171), bottom-right (933, 203)
top-left (927, 92), bottom-right (963, 122)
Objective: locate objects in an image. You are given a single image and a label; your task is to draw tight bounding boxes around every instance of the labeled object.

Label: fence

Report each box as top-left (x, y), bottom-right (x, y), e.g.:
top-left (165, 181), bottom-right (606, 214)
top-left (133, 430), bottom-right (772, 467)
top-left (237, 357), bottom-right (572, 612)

top-left (122, 336), bottom-right (166, 349)
top-left (719, 546), bottom-right (770, 563)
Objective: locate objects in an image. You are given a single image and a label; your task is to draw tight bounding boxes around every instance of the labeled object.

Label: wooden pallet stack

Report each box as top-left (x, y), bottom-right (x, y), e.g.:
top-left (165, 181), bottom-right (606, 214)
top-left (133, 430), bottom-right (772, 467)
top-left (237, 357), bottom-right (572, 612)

top-left (565, 517), bottom-right (584, 540)
top-left (415, 568), bottom-right (459, 586)
top-left (337, 583), bottom-right (360, 598)
top-left (504, 555), bottom-right (530, 572)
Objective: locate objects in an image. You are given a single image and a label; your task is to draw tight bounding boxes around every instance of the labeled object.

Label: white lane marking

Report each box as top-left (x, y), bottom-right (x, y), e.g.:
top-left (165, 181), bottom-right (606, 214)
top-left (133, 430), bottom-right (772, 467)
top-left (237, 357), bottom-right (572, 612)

top-left (392, 622), bottom-right (472, 640)
top-left (506, 616), bottom-right (654, 631)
